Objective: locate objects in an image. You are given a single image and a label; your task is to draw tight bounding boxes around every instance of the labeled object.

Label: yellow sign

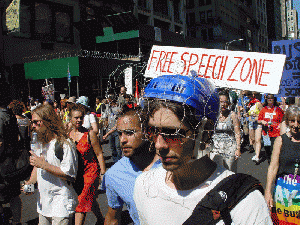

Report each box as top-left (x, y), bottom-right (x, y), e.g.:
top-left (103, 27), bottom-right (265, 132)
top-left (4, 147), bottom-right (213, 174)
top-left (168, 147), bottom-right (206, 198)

top-left (6, 0), bottom-right (20, 33)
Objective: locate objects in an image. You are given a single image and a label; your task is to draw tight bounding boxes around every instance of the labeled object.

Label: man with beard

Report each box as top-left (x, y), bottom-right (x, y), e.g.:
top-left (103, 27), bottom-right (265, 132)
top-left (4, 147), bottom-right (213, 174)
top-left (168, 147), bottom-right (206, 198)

top-left (103, 105), bottom-right (160, 225)
top-left (133, 75), bottom-right (272, 225)
top-left (23, 105), bottom-right (78, 225)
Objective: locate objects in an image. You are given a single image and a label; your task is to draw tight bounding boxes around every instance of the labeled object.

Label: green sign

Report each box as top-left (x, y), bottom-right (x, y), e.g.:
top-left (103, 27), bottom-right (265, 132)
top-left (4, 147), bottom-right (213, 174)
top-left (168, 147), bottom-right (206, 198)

top-left (24, 57), bottom-right (79, 80)
top-left (96, 27), bottom-right (139, 43)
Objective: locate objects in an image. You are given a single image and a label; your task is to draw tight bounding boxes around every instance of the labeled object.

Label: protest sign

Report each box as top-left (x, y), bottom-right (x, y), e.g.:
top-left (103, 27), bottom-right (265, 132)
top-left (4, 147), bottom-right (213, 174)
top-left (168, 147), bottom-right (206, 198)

top-left (272, 39), bottom-right (300, 97)
top-left (124, 66), bottom-right (133, 95)
top-left (145, 45), bottom-right (286, 94)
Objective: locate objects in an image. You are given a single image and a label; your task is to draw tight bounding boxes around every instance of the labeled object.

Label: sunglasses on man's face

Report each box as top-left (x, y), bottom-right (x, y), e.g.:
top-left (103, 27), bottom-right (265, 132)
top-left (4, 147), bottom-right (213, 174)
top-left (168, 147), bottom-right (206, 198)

top-left (117, 129), bottom-right (141, 136)
top-left (146, 126), bottom-right (191, 141)
top-left (31, 120), bottom-right (42, 125)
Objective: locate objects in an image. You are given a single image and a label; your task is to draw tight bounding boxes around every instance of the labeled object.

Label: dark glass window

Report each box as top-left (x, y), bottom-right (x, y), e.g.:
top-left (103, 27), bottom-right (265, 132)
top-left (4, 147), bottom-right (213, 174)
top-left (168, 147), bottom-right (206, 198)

top-left (186, 0), bottom-right (195, 8)
top-left (4, 0), bottom-right (73, 43)
top-left (208, 28), bottom-right (214, 40)
top-left (138, 0), bottom-right (147, 8)
top-left (199, 0), bottom-right (205, 6)
top-left (200, 12), bottom-right (206, 23)
top-left (34, 3), bottom-right (52, 40)
top-left (55, 12), bottom-right (71, 42)
top-left (201, 29), bottom-right (207, 41)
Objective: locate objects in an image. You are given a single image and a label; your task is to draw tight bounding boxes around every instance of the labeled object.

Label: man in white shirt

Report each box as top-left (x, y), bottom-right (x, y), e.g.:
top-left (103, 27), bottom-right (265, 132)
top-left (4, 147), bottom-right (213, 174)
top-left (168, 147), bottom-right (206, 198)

top-left (133, 75), bottom-right (272, 225)
top-left (24, 104), bottom-right (78, 225)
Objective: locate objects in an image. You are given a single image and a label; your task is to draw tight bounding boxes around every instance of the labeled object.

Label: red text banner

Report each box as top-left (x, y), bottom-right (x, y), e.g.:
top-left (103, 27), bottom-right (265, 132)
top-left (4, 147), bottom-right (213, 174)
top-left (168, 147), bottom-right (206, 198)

top-left (144, 45), bottom-right (286, 94)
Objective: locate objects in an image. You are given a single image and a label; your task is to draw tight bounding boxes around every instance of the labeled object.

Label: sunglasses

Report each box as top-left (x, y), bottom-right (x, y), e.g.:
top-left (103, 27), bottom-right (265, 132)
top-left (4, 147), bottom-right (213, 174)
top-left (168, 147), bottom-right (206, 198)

top-left (117, 129), bottom-right (141, 136)
top-left (147, 126), bottom-right (191, 141)
top-left (31, 120), bottom-right (42, 125)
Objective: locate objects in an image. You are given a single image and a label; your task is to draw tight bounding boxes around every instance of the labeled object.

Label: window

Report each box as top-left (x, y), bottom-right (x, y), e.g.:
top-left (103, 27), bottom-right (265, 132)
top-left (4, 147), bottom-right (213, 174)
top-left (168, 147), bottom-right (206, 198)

top-left (199, 0), bottom-right (205, 6)
top-left (138, 0), bottom-right (148, 9)
top-left (138, 14), bottom-right (149, 24)
top-left (201, 29), bottom-right (207, 41)
top-left (200, 12), bottom-right (206, 23)
top-left (189, 29), bottom-right (196, 38)
top-left (208, 28), bottom-right (213, 40)
top-left (4, 1), bottom-right (73, 43)
top-left (247, 29), bottom-right (251, 37)
top-left (186, 0), bottom-right (195, 8)
top-left (153, 0), bottom-right (168, 15)
top-left (188, 13), bottom-right (195, 25)
top-left (207, 10), bottom-right (213, 23)
top-left (21, 2), bottom-right (52, 38)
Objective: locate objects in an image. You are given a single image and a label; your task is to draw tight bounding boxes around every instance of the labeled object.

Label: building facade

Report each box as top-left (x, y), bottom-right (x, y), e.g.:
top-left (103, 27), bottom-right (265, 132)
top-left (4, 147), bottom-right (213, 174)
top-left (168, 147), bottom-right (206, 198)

top-left (281, 0), bottom-right (299, 40)
top-left (266, 0), bottom-right (282, 52)
top-left (252, 0), bottom-right (268, 52)
top-left (185, 0), bottom-right (266, 52)
top-left (1, 0), bottom-right (198, 100)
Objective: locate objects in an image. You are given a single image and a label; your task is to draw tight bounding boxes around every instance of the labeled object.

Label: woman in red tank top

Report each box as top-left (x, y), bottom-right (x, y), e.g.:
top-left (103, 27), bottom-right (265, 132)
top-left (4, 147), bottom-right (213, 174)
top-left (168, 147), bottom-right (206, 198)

top-left (69, 104), bottom-right (106, 225)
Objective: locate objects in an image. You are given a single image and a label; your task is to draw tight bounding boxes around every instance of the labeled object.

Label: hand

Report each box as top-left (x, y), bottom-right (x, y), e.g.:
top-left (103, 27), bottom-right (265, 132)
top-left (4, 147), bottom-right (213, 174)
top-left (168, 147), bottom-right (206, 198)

top-left (235, 149), bottom-right (241, 160)
top-left (103, 134), bottom-right (108, 140)
top-left (265, 192), bottom-right (274, 210)
top-left (29, 151), bottom-right (47, 169)
top-left (21, 181), bottom-right (34, 195)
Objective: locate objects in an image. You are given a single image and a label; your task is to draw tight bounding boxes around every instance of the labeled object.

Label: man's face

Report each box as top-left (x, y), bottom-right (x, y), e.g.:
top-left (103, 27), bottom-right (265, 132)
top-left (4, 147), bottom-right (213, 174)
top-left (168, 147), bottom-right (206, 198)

top-left (120, 87), bottom-right (126, 95)
top-left (96, 98), bottom-right (100, 105)
top-left (148, 107), bottom-right (194, 171)
top-left (117, 114), bottom-right (144, 158)
top-left (31, 113), bottom-right (44, 132)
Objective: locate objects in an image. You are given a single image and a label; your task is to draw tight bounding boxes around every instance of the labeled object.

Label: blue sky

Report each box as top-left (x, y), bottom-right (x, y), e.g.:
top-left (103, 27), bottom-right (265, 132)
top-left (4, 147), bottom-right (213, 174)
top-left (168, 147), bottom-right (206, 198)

top-left (294, 1), bottom-right (300, 28)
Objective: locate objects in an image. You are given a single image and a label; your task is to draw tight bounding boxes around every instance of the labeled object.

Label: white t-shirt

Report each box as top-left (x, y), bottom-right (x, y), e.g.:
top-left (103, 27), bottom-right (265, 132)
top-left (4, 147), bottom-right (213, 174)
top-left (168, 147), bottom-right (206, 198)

top-left (82, 113), bottom-right (96, 130)
top-left (36, 139), bottom-right (78, 218)
top-left (134, 165), bottom-right (272, 225)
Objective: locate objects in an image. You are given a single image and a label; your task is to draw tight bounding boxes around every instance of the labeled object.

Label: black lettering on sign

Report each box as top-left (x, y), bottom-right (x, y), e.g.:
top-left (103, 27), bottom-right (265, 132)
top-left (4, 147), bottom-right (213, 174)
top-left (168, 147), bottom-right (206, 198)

top-left (277, 208), bottom-right (282, 214)
top-left (294, 42), bottom-right (300, 52)
top-left (274, 46), bottom-right (281, 54)
top-left (285, 88), bottom-right (300, 96)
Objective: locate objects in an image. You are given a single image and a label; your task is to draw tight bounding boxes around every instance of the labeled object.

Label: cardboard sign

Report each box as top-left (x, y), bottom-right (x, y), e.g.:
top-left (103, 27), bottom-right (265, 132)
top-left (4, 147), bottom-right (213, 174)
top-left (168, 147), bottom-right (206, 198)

top-left (145, 45), bottom-right (286, 94)
top-left (272, 39), bottom-right (300, 97)
top-left (124, 66), bottom-right (133, 95)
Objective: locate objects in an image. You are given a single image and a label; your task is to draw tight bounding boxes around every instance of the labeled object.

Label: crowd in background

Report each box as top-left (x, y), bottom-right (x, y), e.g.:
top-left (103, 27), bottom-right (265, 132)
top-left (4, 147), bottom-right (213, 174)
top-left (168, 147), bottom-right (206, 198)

top-left (0, 80), bottom-right (299, 224)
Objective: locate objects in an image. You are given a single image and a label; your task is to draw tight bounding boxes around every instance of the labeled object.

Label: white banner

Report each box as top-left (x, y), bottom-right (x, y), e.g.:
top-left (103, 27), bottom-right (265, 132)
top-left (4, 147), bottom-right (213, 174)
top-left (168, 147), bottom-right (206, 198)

top-left (145, 45), bottom-right (286, 94)
top-left (124, 67), bottom-right (133, 95)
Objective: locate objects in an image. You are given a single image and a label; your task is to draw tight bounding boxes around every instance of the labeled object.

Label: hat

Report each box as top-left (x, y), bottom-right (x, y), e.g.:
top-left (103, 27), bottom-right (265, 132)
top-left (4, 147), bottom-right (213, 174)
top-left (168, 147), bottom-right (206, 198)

top-left (67, 96), bottom-right (76, 103)
top-left (76, 96), bottom-right (89, 108)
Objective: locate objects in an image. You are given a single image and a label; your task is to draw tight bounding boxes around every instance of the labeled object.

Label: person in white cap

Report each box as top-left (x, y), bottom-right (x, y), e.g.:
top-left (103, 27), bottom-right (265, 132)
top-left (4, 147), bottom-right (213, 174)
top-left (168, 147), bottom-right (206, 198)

top-left (76, 96), bottom-right (98, 134)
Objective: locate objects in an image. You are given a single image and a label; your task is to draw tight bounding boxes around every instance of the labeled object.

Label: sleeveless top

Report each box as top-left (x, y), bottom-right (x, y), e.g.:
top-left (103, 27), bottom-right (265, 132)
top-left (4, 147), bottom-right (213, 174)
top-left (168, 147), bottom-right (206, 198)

top-left (277, 133), bottom-right (300, 177)
top-left (213, 112), bottom-right (235, 139)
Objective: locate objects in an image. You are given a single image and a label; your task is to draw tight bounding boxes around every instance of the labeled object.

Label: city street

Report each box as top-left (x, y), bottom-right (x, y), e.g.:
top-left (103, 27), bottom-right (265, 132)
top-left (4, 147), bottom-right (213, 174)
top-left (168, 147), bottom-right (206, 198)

top-left (12, 143), bottom-right (270, 225)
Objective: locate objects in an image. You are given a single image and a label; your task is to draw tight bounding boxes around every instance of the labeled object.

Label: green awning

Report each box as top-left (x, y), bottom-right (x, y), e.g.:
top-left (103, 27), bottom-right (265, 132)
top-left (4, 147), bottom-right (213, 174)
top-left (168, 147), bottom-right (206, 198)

top-left (24, 57), bottom-right (79, 80)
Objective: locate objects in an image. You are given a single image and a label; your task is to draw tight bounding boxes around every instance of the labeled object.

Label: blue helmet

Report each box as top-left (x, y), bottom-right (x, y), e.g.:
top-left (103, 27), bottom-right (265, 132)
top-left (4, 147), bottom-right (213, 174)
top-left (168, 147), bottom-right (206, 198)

top-left (144, 74), bottom-right (219, 124)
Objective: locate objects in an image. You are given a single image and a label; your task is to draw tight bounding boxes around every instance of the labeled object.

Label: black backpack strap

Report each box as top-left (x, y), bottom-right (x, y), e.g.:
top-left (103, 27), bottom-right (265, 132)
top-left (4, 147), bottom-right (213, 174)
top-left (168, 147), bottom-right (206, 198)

top-left (183, 173), bottom-right (264, 225)
top-left (54, 141), bottom-right (64, 162)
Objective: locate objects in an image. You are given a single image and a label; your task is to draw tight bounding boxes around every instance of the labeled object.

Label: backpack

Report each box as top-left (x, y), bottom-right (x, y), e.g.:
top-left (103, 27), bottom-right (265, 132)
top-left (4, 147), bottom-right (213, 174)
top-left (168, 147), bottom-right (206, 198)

top-left (0, 146), bottom-right (32, 184)
top-left (0, 110), bottom-right (32, 184)
top-left (54, 141), bottom-right (85, 195)
top-left (183, 173), bottom-right (264, 225)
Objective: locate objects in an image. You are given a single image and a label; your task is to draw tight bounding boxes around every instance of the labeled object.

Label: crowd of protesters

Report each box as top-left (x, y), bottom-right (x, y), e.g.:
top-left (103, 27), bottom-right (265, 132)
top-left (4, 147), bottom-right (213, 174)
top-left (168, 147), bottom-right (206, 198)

top-left (0, 77), bottom-right (299, 225)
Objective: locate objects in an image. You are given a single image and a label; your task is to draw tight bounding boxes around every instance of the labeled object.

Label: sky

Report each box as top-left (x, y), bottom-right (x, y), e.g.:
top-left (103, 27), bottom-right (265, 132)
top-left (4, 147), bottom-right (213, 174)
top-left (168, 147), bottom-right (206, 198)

top-left (294, 1), bottom-right (300, 29)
